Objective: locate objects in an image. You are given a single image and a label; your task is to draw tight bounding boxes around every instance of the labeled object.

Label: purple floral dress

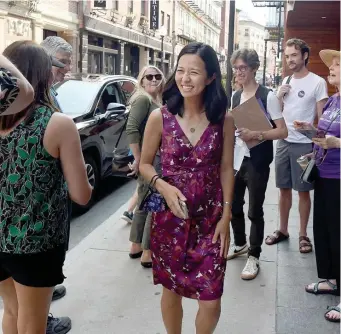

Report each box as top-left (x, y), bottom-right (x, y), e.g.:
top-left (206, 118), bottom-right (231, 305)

top-left (151, 106), bottom-right (226, 301)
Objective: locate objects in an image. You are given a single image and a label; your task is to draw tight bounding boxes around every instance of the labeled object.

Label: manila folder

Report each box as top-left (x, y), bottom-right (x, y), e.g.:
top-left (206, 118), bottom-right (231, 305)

top-left (231, 96), bottom-right (273, 149)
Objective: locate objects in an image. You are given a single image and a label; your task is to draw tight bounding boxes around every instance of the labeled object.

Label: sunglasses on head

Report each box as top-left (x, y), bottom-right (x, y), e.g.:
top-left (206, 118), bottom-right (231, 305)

top-left (144, 74), bottom-right (162, 81)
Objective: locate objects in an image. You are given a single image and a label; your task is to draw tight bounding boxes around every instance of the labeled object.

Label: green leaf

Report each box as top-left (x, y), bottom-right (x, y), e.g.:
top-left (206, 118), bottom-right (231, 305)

top-left (7, 141), bottom-right (14, 150)
top-left (4, 194), bottom-right (13, 202)
top-left (9, 225), bottom-right (20, 237)
top-left (34, 192), bottom-right (44, 202)
top-left (0, 220), bottom-right (6, 228)
top-left (24, 159), bottom-right (32, 167)
top-left (36, 160), bottom-right (49, 166)
top-left (20, 214), bottom-right (29, 222)
top-left (16, 147), bottom-right (29, 159)
top-left (25, 180), bottom-right (33, 189)
top-left (7, 173), bottom-right (20, 184)
top-left (18, 137), bottom-right (25, 147)
top-left (41, 203), bottom-right (49, 213)
top-left (1, 161), bottom-right (8, 171)
top-left (30, 146), bottom-right (36, 159)
top-left (27, 136), bottom-right (38, 144)
top-left (12, 216), bottom-right (20, 224)
top-left (34, 222), bottom-right (43, 232)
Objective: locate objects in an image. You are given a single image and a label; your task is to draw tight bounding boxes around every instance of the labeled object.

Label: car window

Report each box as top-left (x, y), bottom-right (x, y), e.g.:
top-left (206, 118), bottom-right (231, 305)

top-left (118, 80), bottom-right (136, 105)
top-left (96, 83), bottom-right (122, 114)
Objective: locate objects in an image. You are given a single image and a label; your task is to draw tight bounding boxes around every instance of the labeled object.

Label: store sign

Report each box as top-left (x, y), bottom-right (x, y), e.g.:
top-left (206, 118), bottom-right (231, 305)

top-left (150, 0), bottom-right (159, 30)
top-left (94, 0), bottom-right (106, 9)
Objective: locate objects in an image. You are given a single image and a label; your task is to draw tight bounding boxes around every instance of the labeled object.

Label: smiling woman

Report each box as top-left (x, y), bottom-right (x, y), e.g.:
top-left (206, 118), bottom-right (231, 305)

top-left (139, 42), bottom-right (235, 333)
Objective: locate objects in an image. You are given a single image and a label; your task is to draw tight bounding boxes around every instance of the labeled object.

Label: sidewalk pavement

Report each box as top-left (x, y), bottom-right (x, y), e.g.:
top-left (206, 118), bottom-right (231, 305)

top-left (1, 164), bottom-right (339, 334)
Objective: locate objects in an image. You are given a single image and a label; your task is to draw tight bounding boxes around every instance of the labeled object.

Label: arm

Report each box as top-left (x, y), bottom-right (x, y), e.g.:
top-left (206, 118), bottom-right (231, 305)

top-left (0, 55), bottom-right (34, 116)
top-left (44, 113), bottom-right (92, 205)
top-left (139, 109), bottom-right (187, 219)
top-left (315, 98), bottom-right (328, 121)
top-left (212, 113), bottom-right (235, 258)
top-left (126, 96), bottom-right (151, 162)
top-left (220, 114), bottom-right (235, 223)
top-left (315, 78), bottom-right (329, 120)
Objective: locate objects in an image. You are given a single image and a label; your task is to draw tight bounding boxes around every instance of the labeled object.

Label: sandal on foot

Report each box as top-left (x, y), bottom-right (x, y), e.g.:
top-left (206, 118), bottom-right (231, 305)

top-left (141, 261), bottom-right (152, 268)
top-left (265, 230), bottom-right (289, 245)
top-left (305, 280), bottom-right (339, 295)
top-left (299, 236), bottom-right (313, 253)
top-left (325, 306), bottom-right (341, 323)
top-left (129, 251), bottom-right (143, 259)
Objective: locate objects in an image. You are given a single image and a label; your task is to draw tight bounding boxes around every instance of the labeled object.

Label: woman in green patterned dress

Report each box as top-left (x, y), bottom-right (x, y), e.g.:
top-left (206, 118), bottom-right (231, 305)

top-left (0, 41), bottom-right (92, 334)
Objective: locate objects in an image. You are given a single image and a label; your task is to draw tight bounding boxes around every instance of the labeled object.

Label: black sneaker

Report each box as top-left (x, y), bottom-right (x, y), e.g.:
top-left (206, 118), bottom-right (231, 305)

top-left (121, 211), bottom-right (133, 224)
top-left (46, 314), bottom-right (71, 334)
top-left (52, 285), bottom-right (66, 302)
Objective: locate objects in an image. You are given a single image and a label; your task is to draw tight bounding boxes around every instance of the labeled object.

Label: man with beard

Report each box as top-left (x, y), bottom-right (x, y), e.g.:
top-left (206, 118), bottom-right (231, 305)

top-left (41, 36), bottom-right (73, 334)
top-left (265, 39), bottom-right (328, 254)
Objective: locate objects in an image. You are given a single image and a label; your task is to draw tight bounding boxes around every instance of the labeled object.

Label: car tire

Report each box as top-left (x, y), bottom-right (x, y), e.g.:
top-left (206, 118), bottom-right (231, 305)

top-left (73, 154), bottom-right (100, 214)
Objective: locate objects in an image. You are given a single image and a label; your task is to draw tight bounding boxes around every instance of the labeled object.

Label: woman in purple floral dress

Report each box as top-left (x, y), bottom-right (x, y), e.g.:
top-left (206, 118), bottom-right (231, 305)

top-left (140, 42), bottom-right (235, 333)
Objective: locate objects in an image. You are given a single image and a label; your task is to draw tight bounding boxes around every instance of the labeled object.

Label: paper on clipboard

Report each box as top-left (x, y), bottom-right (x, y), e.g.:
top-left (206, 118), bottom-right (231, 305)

top-left (231, 96), bottom-right (273, 149)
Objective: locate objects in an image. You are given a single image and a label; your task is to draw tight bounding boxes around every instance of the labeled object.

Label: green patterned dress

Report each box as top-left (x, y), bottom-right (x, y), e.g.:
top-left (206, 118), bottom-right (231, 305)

top-left (0, 106), bottom-right (69, 254)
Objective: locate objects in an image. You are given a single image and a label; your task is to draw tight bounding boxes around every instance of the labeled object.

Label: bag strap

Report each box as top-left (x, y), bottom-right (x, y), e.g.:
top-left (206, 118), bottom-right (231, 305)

top-left (286, 75), bottom-right (293, 85)
top-left (114, 113), bottom-right (128, 150)
top-left (149, 174), bottom-right (160, 188)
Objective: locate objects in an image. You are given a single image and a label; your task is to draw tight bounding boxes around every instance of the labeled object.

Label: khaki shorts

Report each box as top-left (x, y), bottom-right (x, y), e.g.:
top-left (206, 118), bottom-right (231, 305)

top-left (275, 139), bottom-right (314, 192)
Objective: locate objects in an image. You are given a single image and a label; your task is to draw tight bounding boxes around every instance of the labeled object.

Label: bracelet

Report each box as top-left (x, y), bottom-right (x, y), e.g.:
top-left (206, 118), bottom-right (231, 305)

top-left (223, 201), bottom-right (231, 207)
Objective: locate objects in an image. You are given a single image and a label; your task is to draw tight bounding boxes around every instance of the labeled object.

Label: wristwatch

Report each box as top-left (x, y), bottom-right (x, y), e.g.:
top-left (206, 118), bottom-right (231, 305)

top-left (257, 132), bottom-right (264, 141)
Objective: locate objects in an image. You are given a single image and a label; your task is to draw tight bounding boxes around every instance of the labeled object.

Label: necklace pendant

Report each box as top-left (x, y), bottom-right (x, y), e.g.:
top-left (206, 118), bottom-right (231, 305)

top-left (190, 128), bottom-right (195, 133)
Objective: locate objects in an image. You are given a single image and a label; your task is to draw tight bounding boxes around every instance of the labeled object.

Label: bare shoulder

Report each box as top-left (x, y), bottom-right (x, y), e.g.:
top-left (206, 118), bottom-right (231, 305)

top-left (223, 113), bottom-right (235, 129)
top-left (48, 112), bottom-right (76, 131)
top-left (149, 107), bottom-right (163, 123)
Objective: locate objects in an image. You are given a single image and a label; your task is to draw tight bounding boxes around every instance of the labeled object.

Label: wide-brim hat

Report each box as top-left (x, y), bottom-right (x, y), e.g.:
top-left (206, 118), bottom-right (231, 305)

top-left (319, 49), bottom-right (340, 68)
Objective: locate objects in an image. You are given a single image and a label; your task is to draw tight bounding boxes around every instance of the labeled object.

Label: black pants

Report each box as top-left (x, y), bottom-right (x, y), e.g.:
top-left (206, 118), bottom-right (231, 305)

top-left (231, 158), bottom-right (270, 259)
top-left (313, 176), bottom-right (340, 293)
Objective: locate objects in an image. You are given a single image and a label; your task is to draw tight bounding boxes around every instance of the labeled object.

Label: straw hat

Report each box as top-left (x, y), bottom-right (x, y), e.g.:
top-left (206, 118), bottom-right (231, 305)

top-left (319, 49), bottom-right (340, 68)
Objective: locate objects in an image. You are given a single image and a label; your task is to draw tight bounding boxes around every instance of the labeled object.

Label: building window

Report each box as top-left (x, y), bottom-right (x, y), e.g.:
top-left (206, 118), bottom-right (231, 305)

top-left (88, 50), bottom-right (102, 74)
top-left (43, 29), bottom-right (57, 40)
top-left (141, 0), bottom-right (147, 16)
top-left (114, 0), bottom-right (118, 10)
top-left (167, 14), bottom-right (170, 35)
top-left (128, 0), bottom-right (133, 14)
top-left (161, 11), bottom-right (165, 26)
top-left (244, 42), bottom-right (248, 48)
top-left (244, 28), bottom-right (249, 37)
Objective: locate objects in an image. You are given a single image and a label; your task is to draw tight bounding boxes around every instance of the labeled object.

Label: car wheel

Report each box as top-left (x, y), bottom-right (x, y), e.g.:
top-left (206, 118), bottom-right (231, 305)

top-left (73, 154), bottom-right (99, 214)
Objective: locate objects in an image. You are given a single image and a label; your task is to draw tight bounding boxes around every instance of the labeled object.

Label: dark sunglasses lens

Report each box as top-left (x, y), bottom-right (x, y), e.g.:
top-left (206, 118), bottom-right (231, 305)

top-left (155, 74), bottom-right (162, 80)
top-left (145, 75), bottom-right (153, 81)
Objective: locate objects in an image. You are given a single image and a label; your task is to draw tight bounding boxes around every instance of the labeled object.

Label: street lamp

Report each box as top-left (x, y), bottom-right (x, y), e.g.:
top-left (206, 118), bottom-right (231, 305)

top-left (159, 25), bottom-right (167, 74)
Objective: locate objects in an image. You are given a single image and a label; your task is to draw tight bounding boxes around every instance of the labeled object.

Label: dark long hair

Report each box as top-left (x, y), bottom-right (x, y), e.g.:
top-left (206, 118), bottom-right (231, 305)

top-left (162, 42), bottom-right (229, 124)
top-left (1, 40), bottom-right (56, 130)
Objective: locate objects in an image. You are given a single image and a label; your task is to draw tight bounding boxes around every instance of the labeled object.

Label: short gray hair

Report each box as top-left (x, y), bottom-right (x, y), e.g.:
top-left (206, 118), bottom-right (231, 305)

top-left (231, 48), bottom-right (260, 71)
top-left (41, 36), bottom-right (72, 56)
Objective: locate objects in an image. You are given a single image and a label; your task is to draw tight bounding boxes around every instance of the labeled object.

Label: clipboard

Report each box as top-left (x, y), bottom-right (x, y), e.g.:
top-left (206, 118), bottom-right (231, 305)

top-left (231, 96), bottom-right (273, 149)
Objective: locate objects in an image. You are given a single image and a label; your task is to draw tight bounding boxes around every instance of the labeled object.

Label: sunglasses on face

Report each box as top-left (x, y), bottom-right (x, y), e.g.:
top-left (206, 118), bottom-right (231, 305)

top-left (144, 74), bottom-right (162, 81)
top-left (233, 65), bottom-right (249, 73)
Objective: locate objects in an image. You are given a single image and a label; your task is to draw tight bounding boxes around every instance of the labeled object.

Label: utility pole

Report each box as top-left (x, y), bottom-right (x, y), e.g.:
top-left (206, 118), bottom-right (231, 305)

top-left (226, 0), bottom-right (235, 99)
top-left (171, 0), bottom-right (177, 69)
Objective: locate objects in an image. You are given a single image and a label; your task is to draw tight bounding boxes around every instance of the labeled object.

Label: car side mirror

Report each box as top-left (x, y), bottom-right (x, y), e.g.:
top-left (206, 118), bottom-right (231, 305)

top-left (105, 103), bottom-right (126, 118)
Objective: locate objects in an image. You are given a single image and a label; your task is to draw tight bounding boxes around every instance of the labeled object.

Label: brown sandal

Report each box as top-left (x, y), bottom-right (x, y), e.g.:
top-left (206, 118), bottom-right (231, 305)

top-left (299, 236), bottom-right (313, 253)
top-left (265, 230), bottom-right (289, 245)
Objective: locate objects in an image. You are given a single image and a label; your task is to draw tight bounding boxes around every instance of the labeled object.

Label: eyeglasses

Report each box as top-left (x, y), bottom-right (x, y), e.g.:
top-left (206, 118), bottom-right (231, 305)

top-left (144, 74), bottom-right (162, 81)
top-left (232, 65), bottom-right (249, 73)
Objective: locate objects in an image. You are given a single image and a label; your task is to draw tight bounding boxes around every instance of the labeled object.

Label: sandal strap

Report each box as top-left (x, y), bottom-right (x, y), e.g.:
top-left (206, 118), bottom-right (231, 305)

top-left (327, 306), bottom-right (341, 313)
top-left (313, 280), bottom-right (337, 293)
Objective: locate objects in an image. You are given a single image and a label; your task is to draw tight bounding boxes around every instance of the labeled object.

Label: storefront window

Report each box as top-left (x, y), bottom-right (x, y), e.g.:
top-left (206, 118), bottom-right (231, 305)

top-left (104, 53), bottom-right (116, 75)
top-left (88, 51), bottom-right (102, 74)
top-left (88, 35), bottom-right (103, 47)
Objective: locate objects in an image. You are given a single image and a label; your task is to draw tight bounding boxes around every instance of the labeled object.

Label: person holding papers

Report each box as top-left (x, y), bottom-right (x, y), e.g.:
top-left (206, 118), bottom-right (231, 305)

top-left (228, 49), bottom-right (288, 280)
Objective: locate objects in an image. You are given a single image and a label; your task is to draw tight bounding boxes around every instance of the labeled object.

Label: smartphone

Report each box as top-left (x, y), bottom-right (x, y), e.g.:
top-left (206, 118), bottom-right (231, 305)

top-left (297, 129), bottom-right (324, 140)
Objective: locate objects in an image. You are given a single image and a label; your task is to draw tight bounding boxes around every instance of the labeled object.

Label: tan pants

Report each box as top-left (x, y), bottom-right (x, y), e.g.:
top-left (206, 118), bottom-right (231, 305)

top-left (129, 155), bottom-right (160, 249)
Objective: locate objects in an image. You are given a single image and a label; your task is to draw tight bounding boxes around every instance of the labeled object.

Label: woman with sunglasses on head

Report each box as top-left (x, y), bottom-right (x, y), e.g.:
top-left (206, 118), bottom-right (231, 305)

top-left (126, 66), bottom-right (165, 267)
top-left (294, 50), bottom-right (340, 323)
top-left (0, 41), bottom-right (92, 334)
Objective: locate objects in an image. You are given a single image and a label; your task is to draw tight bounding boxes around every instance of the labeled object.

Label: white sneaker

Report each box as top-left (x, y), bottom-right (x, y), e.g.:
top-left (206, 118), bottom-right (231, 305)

top-left (241, 256), bottom-right (259, 280)
top-left (226, 243), bottom-right (248, 260)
